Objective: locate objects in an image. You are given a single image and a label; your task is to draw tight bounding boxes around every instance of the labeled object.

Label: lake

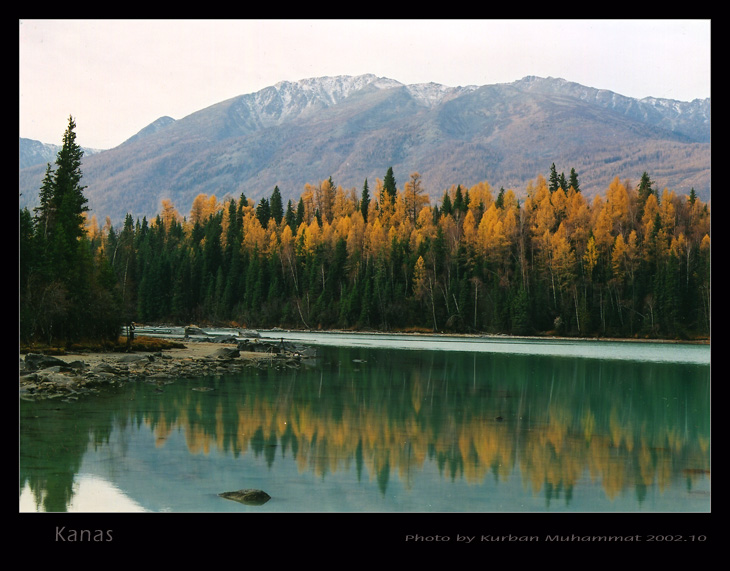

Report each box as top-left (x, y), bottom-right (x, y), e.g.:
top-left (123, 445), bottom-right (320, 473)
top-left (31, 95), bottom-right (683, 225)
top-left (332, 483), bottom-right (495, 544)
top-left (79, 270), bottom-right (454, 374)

top-left (20, 333), bottom-right (710, 515)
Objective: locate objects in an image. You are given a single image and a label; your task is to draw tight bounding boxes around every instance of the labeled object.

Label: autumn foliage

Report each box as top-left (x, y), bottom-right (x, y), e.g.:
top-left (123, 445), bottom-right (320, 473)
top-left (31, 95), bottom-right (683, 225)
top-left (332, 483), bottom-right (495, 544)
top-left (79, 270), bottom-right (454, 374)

top-left (104, 170), bottom-right (712, 338)
top-left (20, 123), bottom-right (710, 343)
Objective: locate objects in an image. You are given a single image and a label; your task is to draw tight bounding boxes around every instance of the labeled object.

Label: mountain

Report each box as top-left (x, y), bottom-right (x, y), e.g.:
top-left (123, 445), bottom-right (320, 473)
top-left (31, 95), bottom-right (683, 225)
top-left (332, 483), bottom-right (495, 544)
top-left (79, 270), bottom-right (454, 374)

top-left (19, 137), bottom-right (103, 171)
top-left (19, 74), bottom-right (710, 223)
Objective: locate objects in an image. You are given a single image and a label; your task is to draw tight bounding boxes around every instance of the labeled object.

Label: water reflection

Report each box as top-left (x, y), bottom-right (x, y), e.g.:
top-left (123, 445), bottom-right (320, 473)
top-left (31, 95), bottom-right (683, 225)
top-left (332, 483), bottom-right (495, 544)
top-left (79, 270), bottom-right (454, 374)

top-left (20, 343), bottom-right (710, 512)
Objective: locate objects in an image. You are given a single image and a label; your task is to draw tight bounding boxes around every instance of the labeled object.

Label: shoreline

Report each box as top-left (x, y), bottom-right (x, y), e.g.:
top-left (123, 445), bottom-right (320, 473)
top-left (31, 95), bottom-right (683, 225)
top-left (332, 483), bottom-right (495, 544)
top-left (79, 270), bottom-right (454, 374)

top-left (19, 330), bottom-right (710, 402)
top-left (19, 339), bottom-right (307, 402)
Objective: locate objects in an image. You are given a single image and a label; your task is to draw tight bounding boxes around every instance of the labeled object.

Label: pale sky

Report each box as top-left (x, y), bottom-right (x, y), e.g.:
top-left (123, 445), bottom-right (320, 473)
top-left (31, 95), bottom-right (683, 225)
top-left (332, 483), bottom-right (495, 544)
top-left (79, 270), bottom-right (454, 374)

top-left (19, 19), bottom-right (711, 150)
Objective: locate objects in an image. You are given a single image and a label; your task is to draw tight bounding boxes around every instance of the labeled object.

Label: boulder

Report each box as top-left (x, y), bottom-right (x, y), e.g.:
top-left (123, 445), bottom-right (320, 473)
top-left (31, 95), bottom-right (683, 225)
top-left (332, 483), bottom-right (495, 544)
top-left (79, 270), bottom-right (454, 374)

top-left (185, 325), bottom-right (207, 336)
top-left (23, 353), bottom-right (68, 371)
top-left (210, 347), bottom-right (240, 359)
top-left (92, 362), bottom-right (118, 373)
top-left (219, 489), bottom-right (271, 505)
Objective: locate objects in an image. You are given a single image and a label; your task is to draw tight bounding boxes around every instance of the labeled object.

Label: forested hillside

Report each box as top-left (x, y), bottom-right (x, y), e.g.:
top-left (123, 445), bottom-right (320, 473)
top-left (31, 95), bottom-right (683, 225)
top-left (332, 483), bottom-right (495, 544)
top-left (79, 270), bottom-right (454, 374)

top-left (19, 75), bottom-right (711, 224)
top-left (20, 119), bottom-right (711, 344)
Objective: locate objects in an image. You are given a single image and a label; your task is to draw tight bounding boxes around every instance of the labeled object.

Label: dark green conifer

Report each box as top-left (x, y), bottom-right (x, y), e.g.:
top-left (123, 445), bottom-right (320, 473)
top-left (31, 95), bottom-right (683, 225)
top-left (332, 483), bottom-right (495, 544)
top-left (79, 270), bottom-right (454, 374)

top-left (270, 186), bottom-right (284, 224)
top-left (360, 178), bottom-right (370, 223)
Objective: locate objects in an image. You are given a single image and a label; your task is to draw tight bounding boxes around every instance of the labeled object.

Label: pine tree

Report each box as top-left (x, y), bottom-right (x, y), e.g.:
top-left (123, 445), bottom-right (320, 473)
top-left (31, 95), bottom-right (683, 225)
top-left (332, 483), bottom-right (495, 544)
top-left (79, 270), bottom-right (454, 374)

top-left (42, 116), bottom-right (89, 283)
top-left (34, 164), bottom-right (56, 244)
top-left (360, 178), bottom-right (371, 223)
top-left (270, 186), bottom-right (284, 224)
top-left (285, 200), bottom-right (297, 230)
top-left (256, 197), bottom-right (271, 227)
top-left (549, 163), bottom-right (560, 193)
top-left (495, 187), bottom-right (505, 209)
top-left (569, 168), bottom-right (580, 192)
top-left (441, 192), bottom-right (453, 217)
top-left (638, 172), bottom-right (654, 204)
top-left (383, 167), bottom-right (397, 201)
top-left (558, 172), bottom-right (568, 193)
top-left (453, 185), bottom-right (465, 213)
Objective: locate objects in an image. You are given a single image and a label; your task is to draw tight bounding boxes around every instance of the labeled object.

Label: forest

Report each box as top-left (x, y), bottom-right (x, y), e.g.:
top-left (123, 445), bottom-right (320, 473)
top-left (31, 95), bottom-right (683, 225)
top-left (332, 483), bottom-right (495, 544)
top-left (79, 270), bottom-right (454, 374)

top-left (19, 117), bottom-right (711, 345)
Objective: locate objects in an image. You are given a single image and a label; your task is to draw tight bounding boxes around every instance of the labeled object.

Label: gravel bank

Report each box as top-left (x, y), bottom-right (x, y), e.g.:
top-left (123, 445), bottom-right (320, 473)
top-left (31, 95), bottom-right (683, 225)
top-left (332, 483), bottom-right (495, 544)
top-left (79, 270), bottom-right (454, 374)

top-left (19, 341), bottom-right (307, 401)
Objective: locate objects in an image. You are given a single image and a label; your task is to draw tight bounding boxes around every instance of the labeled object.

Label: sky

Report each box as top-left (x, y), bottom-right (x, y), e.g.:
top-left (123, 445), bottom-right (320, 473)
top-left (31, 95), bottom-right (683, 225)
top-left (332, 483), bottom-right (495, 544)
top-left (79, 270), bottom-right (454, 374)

top-left (19, 19), bottom-right (711, 150)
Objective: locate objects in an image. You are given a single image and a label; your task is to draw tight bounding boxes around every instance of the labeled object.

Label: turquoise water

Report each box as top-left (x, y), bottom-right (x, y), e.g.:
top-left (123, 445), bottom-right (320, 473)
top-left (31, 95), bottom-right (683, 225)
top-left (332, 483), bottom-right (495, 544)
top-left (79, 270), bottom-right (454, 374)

top-left (19, 334), bottom-right (710, 514)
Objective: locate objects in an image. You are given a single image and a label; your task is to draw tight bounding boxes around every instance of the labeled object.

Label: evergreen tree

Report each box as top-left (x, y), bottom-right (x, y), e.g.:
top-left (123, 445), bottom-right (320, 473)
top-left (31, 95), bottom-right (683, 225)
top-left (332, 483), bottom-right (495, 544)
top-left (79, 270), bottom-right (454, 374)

top-left (34, 164), bottom-right (56, 245)
top-left (360, 178), bottom-right (371, 223)
top-left (296, 197), bottom-right (306, 227)
top-left (638, 172), bottom-right (654, 203)
top-left (688, 188), bottom-right (697, 206)
top-left (569, 168), bottom-right (580, 192)
top-left (441, 192), bottom-right (453, 217)
top-left (23, 117), bottom-right (131, 342)
top-left (270, 186), bottom-right (284, 224)
top-left (34, 116), bottom-right (89, 284)
top-left (285, 200), bottom-right (297, 230)
top-left (256, 197), bottom-right (271, 227)
top-left (495, 187), bottom-right (505, 209)
top-left (383, 167), bottom-right (397, 201)
top-left (558, 172), bottom-right (568, 193)
top-left (453, 185), bottom-right (466, 215)
top-left (549, 163), bottom-right (560, 193)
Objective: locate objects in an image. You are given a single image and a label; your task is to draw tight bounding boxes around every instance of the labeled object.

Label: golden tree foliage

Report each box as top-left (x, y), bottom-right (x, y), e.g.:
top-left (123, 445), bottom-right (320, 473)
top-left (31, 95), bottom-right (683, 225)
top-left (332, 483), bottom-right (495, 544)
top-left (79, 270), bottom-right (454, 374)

top-left (189, 193), bottom-right (220, 226)
top-left (160, 198), bottom-right (182, 231)
top-left (118, 167), bottom-right (709, 340)
top-left (412, 255), bottom-right (428, 300)
top-left (404, 172), bottom-right (429, 225)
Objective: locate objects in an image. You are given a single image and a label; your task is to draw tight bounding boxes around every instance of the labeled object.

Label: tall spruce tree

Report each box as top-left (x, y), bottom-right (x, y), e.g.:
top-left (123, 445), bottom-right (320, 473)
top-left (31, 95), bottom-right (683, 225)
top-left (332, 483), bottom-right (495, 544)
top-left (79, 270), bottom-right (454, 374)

top-left (360, 178), bottom-right (371, 222)
top-left (568, 168), bottom-right (580, 192)
top-left (549, 163), bottom-right (560, 193)
top-left (22, 116), bottom-right (125, 343)
top-left (270, 186), bottom-right (284, 224)
top-left (36, 116), bottom-right (89, 283)
top-left (256, 197), bottom-right (271, 227)
top-left (383, 167), bottom-right (397, 201)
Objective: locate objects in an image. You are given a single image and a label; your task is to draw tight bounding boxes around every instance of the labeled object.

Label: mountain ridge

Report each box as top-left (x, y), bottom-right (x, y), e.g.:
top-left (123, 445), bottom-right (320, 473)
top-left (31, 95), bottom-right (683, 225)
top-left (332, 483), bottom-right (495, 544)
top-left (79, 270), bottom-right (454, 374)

top-left (19, 74), bottom-right (710, 222)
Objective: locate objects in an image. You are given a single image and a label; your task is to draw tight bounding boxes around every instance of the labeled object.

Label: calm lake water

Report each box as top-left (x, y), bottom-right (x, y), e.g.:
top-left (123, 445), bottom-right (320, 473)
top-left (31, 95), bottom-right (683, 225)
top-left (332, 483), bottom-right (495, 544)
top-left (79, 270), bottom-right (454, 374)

top-left (20, 333), bottom-right (710, 514)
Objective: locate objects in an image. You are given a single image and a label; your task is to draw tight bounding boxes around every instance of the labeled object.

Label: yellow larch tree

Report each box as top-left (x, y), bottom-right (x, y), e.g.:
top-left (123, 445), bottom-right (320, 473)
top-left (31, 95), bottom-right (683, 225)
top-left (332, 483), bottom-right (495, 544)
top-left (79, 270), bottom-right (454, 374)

top-left (583, 236), bottom-right (599, 281)
top-left (403, 172), bottom-right (429, 225)
top-left (461, 208), bottom-right (478, 254)
top-left (189, 194), bottom-right (209, 226)
top-left (333, 214), bottom-right (352, 244)
top-left (314, 178), bottom-right (336, 223)
top-left (300, 184), bottom-right (317, 225)
top-left (550, 186), bottom-right (568, 227)
top-left (410, 206), bottom-right (437, 253)
top-left (265, 218), bottom-right (280, 258)
top-left (365, 217), bottom-right (387, 261)
top-left (611, 233), bottom-right (628, 283)
top-left (551, 222), bottom-right (577, 293)
top-left (303, 218), bottom-right (322, 256)
top-left (438, 212), bottom-right (460, 255)
top-left (477, 204), bottom-right (507, 262)
top-left (160, 198), bottom-right (183, 232)
top-left (605, 177), bottom-right (631, 236)
top-left (659, 188), bottom-right (678, 238)
top-left (467, 180), bottom-right (494, 220)
top-left (591, 196), bottom-right (614, 255)
top-left (242, 210), bottom-right (266, 253)
top-left (346, 211), bottom-right (366, 262)
top-left (84, 212), bottom-right (101, 242)
top-left (564, 187), bottom-right (591, 256)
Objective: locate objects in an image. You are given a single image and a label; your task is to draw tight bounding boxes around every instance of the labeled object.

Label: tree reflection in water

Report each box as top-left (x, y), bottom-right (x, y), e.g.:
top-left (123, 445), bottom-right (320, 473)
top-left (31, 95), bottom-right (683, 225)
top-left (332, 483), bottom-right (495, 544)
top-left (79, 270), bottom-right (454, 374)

top-left (20, 344), bottom-right (710, 512)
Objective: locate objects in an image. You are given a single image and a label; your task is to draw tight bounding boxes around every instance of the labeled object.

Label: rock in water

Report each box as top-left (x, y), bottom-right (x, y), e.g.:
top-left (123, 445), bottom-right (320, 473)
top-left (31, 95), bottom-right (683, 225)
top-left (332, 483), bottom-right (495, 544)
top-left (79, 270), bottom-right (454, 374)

top-left (219, 489), bottom-right (271, 505)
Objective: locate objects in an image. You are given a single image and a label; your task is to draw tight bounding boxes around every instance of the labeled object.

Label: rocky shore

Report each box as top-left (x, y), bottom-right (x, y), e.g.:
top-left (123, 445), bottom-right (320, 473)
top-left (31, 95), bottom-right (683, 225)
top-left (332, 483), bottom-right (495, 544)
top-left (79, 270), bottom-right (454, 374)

top-left (19, 338), bottom-right (312, 402)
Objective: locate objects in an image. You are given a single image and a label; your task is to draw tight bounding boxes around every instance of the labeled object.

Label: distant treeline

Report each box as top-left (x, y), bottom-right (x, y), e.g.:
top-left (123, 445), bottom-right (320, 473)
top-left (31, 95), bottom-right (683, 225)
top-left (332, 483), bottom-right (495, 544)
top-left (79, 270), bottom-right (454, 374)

top-left (20, 118), bottom-right (711, 344)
